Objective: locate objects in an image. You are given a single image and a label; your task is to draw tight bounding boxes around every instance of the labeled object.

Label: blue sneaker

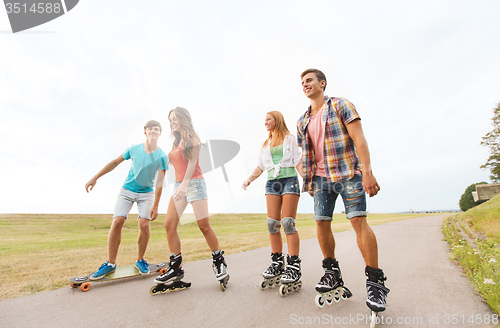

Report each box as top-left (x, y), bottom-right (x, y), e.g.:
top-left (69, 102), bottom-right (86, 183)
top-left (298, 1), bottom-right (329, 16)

top-left (135, 259), bottom-right (150, 274)
top-left (90, 262), bottom-right (116, 280)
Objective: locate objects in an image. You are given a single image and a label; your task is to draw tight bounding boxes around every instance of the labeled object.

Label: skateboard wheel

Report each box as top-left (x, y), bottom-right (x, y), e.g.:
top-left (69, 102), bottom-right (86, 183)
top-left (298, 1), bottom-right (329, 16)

top-left (315, 294), bottom-right (325, 309)
top-left (80, 282), bottom-right (91, 292)
top-left (159, 268), bottom-right (167, 275)
top-left (70, 282), bottom-right (80, 289)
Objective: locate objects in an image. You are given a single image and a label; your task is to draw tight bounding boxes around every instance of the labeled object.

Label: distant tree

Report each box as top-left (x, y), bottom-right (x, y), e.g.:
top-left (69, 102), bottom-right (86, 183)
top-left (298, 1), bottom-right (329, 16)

top-left (481, 103), bottom-right (500, 182)
top-left (459, 182), bottom-right (487, 212)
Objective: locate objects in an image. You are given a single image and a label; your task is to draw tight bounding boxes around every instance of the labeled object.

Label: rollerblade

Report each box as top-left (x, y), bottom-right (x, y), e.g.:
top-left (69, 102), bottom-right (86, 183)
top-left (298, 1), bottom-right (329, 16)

top-left (151, 253), bottom-right (191, 295)
top-left (279, 254), bottom-right (302, 297)
top-left (259, 252), bottom-right (284, 290)
top-left (314, 257), bottom-right (352, 308)
top-left (366, 266), bottom-right (390, 328)
top-left (212, 250), bottom-right (229, 291)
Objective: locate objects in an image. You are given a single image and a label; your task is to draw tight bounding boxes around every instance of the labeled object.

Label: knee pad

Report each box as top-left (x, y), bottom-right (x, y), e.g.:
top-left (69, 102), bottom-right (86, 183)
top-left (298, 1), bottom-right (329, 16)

top-left (267, 217), bottom-right (281, 234)
top-left (282, 217), bottom-right (297, 235)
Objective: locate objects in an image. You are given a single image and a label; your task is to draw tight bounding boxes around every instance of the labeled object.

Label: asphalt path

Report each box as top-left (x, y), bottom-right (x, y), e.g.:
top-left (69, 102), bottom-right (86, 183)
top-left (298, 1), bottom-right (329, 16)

top-left (1, 215), bottom-right (497, 327)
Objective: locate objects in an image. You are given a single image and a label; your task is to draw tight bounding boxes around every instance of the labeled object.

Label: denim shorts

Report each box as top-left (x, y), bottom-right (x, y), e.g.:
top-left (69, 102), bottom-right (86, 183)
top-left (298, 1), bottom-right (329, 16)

top-left (173, 178), bottom-right (208, 203)
top-left (113, 188), bottom-right (155, 220)
top-left (313, 175), bottom-right (367, 220)
top-left (265, 176), bottom-right (301, 196)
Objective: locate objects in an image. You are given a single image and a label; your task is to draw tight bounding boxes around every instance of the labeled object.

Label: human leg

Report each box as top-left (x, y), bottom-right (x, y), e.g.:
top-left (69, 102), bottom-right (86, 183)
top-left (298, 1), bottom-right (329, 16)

top-left (136, 192), bottom-right (155, 263)
top-left (313, 176), bottom-right (338, 259)
top-left (164, 197), bottom-right (187, 255)
top-left (266, 194), bottom-right (283, 254)
top-left (281, 193), bottom-right (300, 256)
top-left (350, 216), bottom-right (378, 268)
top-left (341, 174), bottom-right (389, 311)
top-left (192, 199), bottom-right (219, 252)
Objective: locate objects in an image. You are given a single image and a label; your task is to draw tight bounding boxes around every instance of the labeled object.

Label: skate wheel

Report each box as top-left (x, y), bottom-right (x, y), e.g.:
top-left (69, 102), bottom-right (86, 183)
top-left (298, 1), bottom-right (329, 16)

top-left (315, 294), bottom-right (325, 309)
top-left (279, 284), bottom-right (286, 297)
top-left (150, 286), bottom-right (159, 295)
top-left (370, 311), bottom-right (377, 328)
top-left (260, 279), bottom-right (267, 290)
top-left (326, 296), bottom-right (333, 305)
top-left (159, 268), bottom-right (167, 275)
top-left (274, 278), bottom-right (281, 287)
top-left (80, 282), bottom-right (91, 292)
top-left (293, 281), bottom-right (302, 292)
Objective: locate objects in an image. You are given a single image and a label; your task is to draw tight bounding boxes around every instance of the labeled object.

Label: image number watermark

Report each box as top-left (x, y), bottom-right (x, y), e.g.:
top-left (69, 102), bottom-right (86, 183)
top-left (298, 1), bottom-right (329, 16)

top-left (3, 0), bottom-right (79, 33)
top-left (289, 313), bottom-right (499, 326)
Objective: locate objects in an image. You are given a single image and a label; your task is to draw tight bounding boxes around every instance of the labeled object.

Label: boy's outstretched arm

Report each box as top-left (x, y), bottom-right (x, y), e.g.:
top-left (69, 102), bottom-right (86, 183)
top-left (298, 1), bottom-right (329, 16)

top-left (85, 155), bottom-right (125, 193)
top-left (150, 169), bottom-right (165, 221)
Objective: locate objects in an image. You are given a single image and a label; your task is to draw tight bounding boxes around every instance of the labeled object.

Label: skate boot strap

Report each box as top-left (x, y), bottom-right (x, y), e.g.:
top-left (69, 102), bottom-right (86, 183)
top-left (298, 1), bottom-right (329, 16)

top-left (285, 264), bottom-right (300, 271)
top-left (367, 280), bottom-right (390, 295)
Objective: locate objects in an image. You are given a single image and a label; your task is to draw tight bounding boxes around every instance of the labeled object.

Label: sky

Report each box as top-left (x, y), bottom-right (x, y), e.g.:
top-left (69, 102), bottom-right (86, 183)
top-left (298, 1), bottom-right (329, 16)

top-left (0, 0), bottom-right (499, 215)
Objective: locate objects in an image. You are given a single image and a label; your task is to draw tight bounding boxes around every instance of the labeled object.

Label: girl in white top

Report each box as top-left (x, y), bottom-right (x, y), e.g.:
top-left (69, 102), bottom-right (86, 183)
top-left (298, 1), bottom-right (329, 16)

top-left (242, 111), bottom-right (304, 294)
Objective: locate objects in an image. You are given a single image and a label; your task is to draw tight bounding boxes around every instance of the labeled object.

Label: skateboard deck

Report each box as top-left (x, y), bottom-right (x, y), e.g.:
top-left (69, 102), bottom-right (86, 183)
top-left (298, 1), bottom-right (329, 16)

top-left (70, 262), bottom-right (168, 292)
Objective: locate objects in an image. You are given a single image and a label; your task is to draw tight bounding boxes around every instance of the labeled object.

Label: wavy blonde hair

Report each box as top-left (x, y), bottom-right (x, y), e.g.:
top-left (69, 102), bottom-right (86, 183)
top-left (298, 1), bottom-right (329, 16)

top-left (262, 111), bottom-right (291, 149)
top-left (168, 107), bottom-right (200, 160)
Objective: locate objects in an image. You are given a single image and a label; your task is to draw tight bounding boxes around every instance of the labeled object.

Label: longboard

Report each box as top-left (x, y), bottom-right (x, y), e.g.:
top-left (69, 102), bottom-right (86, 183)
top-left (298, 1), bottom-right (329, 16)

top-left (70, 262), bottom-right (168, 292)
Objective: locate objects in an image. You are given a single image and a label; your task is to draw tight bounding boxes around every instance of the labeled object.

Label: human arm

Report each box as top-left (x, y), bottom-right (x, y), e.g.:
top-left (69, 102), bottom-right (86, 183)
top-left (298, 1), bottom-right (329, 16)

top-left (242, 166), bottom-right (264, 190)
top-left (85, 155), bottom-right (125, 193)
top-left (345, 119), bottom-right (380, 197)
top-left (295, 158), bottom-right (304, 179)
top-left (150, 169), bottom-right (165, 221)
top-left (173, 143), bottom-right (201, 201)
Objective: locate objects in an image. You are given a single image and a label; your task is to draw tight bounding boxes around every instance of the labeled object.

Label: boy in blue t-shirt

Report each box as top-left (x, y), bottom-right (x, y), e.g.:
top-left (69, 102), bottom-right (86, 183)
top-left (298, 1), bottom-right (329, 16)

top-left (85, 120), bottom-right (168, 279)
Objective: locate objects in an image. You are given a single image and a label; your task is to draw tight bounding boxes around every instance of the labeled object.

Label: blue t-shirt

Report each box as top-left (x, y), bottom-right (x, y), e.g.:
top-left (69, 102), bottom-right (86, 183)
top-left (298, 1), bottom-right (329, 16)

top-left (121, 144), bottom-right (168, 193)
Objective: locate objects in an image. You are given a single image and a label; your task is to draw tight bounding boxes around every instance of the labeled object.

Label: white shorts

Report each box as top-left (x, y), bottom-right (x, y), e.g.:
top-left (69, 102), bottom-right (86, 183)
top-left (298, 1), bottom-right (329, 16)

top-left (113, 188), bottom-right (155, 220)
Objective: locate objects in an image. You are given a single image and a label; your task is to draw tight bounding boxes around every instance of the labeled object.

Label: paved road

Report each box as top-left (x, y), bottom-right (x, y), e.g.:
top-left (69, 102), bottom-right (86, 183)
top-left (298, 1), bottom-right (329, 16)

top-left (1, 215), bottom-right (497, 327)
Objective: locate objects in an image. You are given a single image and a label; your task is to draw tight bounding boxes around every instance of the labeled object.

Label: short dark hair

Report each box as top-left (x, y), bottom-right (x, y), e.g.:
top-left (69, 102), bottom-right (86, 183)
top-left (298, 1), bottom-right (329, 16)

top-left (301, 68), bottom-right (327, 91)
top-left (144, 120), bottom-right (162, 133)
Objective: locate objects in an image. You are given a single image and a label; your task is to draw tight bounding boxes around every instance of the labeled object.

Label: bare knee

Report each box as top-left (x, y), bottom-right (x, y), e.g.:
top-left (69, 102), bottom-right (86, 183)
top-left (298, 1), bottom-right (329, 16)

top-left (197, 218), bottom-right (212, 235)
top-left (111, 216), bottom-right (126, 231)
top-left (138, 218), bottom-right (150, 231)
top-left (164, 217), bottom-right (178, 232)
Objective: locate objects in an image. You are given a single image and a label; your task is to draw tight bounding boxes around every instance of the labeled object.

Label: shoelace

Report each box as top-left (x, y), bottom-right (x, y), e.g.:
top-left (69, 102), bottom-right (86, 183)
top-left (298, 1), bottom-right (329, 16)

top-left (141, 259), bottom-right (148, 268)
top-left (97, 262), bottom-right (111, 273)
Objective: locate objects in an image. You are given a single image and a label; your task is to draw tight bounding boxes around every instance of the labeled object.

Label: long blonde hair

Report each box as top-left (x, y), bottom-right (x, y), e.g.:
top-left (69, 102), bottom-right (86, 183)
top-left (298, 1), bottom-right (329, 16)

top-left (168, 107), bottom-right (200, 160)
top-left (262, 111), bottom-right (291, 149)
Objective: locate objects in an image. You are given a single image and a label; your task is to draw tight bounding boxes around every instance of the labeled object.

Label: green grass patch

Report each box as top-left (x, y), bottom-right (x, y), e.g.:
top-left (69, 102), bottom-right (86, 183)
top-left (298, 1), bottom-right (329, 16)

top-left (442, 194), bottom-right (500, 316)
top-left (0, 212), bottom-right (436, 300)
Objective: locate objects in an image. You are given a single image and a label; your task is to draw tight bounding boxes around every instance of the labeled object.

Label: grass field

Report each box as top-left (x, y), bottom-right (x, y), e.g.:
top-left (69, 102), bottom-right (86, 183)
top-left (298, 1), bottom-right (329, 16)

top-left (0, 212), bottom-right (436, 300)
top-left (442, 194), bottom-right (500, 316)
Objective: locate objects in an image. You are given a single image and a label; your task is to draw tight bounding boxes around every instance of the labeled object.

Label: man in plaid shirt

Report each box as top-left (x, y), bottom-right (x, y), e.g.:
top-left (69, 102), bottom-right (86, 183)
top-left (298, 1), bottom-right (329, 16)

top-left (297, 69), bottom-right (389, 313)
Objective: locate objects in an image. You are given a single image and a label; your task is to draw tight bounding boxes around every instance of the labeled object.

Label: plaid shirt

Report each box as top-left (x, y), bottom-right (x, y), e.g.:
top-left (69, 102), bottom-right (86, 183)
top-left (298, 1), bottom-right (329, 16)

top-left (297, 96), bottom-right (361, 192)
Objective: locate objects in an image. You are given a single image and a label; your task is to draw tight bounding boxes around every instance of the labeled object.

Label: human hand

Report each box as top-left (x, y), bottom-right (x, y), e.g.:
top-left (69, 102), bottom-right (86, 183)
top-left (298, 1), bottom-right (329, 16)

top-left (242, 179), bottom-right (251, 190)
top-left (173, 182), bottom-right (187, 201)
top-left (150, 205), bottom-right (159, 221)
top-left (362, 174), bottom-right (380, 197)
top-left (85, 178), bottom-right (97, 193)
